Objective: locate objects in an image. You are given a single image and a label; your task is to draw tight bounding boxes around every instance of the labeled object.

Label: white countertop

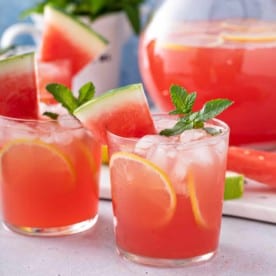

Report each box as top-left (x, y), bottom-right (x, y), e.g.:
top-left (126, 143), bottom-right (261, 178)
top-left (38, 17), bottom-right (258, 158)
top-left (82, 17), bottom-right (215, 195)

top-left (0, 200), bottom-right (276, 276)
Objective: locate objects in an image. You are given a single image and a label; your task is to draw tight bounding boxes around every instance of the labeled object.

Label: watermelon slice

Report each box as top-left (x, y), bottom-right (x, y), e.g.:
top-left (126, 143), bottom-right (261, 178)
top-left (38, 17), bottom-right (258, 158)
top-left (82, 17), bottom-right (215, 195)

top-left (0, 52), bottom-right (39, 119)
top-left (40, 5), bottom-right (108, 75)
top-left (73, 83), bottom-right (156, 144)
top-left (227, 146), bottom-right (276, 187)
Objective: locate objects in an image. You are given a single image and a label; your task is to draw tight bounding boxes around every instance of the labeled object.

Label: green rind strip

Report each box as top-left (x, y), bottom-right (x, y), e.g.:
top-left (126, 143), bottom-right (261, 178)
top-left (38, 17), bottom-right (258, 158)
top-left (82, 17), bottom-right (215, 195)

top-left (74, 83), bottom-right (145, 120)
top-left (45, 5), bottom-right (108, 54)
top-left (0, 52), bottom-right (35, 75)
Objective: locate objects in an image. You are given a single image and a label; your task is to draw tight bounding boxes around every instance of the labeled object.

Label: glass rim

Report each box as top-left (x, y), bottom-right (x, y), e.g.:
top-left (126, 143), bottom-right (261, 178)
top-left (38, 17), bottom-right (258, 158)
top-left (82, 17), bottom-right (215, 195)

top-left (107, 113), bottom-right (230, 147)
top-left (0, 114), bottom-right (84, 131)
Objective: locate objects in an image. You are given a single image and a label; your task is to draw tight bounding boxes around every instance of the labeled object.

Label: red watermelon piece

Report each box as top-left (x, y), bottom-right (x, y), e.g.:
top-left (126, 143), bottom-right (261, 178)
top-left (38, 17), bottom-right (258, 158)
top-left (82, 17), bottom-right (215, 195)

top-left (36, 59), bottom-right (73, 104)
top-left (227, 146), bottom-right (276, 187)
top-left (39, 5), bottom-right (108, 75)
top-left (73, 83), bottom-right (156, 145)
top-left (0, 52), bottom-right (38, 119)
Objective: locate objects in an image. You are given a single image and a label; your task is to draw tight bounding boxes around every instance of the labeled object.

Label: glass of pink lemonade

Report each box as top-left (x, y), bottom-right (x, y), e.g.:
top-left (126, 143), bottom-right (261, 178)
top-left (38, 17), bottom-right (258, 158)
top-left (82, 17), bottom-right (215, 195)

top-left (108, 114), bottom-right (229, 266)
top-left (0, 114), bottom-right (101, 236)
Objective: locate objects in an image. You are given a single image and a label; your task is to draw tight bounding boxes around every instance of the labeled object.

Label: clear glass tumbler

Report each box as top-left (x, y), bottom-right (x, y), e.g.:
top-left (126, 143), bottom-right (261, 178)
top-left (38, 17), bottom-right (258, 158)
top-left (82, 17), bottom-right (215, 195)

top-left (108, 114), bottom-right (229, 267)
top-left (0, 114), bottom-right (101, 236)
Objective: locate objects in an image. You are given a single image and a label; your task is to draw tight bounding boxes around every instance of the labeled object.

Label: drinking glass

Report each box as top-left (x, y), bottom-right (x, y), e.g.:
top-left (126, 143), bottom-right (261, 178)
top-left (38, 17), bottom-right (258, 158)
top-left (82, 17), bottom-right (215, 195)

top-left (107, 114), bottom-right (229, 266)
top-left (0, 114), bottom-right (101, 236)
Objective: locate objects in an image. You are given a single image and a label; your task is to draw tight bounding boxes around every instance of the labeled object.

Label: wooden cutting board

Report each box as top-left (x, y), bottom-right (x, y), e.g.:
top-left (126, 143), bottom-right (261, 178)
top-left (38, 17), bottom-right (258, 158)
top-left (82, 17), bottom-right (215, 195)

top-left (99, 166), bottom-right (276, 224)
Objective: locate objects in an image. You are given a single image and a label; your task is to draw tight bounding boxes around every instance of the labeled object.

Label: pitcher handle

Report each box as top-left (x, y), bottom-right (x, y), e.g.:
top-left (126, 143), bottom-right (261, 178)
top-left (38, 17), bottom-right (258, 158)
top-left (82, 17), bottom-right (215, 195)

top-left (0, 23), bottom-right (41, 48)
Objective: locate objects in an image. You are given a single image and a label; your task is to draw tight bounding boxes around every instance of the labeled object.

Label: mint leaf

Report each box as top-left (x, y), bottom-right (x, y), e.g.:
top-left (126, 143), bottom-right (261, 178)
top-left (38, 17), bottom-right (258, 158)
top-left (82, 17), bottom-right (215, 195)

top-left (198, 99), bottom-right (233, 121)
top-left (160, 119), bottom-right (193, 136)
top-left (184, 92), bottom-right (197, 114)
top-left (46, 83), bottom-right (79, 114)
top-left (44, 81), bottom-right (96, 119)
top-left (169, 85), bottom-right (188, 115)
top-left (169, 85), bottom-right (197, 115)
top-left (78, 82), bottom-right (95, 106)
top-left (204, 127), bottom-right (222, 136)
top-left (20, 0), bottom-right (145, 34)
top-left (42, 111), bottom-right (59, 120)
top-left (160, 85), bottom-right (233, 137)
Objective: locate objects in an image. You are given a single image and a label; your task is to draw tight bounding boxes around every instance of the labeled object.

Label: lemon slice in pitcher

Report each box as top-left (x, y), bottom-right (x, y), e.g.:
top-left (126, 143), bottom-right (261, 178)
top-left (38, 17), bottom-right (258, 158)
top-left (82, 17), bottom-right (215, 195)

top-left (221, 31), bottom-right (276, 43)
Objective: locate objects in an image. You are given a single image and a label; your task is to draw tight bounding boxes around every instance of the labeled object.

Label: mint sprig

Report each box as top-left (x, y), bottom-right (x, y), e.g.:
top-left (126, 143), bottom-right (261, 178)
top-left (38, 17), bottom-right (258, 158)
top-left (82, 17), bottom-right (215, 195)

top-left (43, 82), bottom-right (95, 118)
top-left (20, 0), bottom-right (145, 35)
top-left (160, 85), bottom-right (233, 136)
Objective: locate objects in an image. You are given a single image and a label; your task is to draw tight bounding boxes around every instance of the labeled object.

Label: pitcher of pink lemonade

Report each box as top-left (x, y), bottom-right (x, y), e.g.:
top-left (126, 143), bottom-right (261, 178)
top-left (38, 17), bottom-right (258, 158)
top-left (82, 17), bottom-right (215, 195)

top-left (139, 0), bottom-right (276, 147)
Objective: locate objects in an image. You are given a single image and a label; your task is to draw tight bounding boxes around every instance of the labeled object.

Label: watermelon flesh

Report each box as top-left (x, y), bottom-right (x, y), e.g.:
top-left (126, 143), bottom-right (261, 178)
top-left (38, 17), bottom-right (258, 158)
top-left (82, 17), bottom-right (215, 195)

top-left (0, 52), bottom-right (38, 119)
top-left (39, 6), bottom-right (108, 76)
top-left (36, 59), bottom-right (73, 104)
top-left (74, 84), bottom-right (156, 144)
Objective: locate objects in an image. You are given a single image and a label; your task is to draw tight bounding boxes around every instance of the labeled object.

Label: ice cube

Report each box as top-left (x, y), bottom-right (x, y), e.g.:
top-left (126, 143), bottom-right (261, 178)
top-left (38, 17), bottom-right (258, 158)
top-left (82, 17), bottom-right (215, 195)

top-left (169, 156), bottom-right (190, 195)
top-left (154, 116), bottom-right (177, 133)
top-left (53, 131), bottom-right (73, 145)
top-left (191, 146), bottom-right (215, 166)
top-left (145, 140), bottom-right (189, 193)
top-left (4, 120), bottom-right (39, 141)
top-left (146, 144), bottom-right (174, 171)
top-left (57, 114), bottom-right (82, 129)
top-left (135, 134), bottom-right (178, 178)
top-left (180, 129), bottom-right (210, 143)
top-left (39, 102), bottom-right (68, 116)
top-left (212, 139), bottom-right (228, 163)
top-left (134, 135), bottom-right (173, 158)
top-left (51, 114), bottom-right (87, 143)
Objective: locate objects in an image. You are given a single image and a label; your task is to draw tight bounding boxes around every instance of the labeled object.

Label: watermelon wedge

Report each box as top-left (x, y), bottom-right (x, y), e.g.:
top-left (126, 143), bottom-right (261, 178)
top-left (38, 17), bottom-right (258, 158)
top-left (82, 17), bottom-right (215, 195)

top-left (227, 146), bottom-right (276, 187)
top-left (73, 83), bottom-right (156, 144)
top-left (39, 5), bottom-right (108, 75)
top-left (0, 52), bottom-right (38, 119)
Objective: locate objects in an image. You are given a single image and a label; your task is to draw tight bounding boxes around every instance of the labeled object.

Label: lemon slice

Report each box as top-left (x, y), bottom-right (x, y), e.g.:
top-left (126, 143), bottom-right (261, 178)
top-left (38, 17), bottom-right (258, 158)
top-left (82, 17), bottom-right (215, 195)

top-left (0, 139), bottom-right (76, 192)
top-left (75, 140), bottom-right (99, 174)
top-left (187, 167), bottom-right (223, 229)
top-left (159, 34), bottom-right (223, 51)
top-left (221, 32), bottom-right (276, 43)
top-left (110, 152), bottom-right (177, 228)
top-left (187, 169), bottom-right (207, 228)
top-left (101, 145), bottom-right (109, 164)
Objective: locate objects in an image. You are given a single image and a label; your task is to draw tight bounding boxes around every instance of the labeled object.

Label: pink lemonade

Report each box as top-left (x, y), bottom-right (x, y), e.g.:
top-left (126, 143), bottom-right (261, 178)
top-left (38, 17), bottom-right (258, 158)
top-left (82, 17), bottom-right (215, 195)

top-left (108, 115), bottom-right (229, 266)
top-left (139, 20), bottom-right (276, 146)
top-left (0, 115), bottom-right (101, 236)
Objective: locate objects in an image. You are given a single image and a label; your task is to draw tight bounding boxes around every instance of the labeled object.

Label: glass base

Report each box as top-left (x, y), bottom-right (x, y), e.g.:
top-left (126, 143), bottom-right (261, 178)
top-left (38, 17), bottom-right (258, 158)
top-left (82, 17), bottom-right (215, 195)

top-left (117, 246), bottom-right (216, 267)
top-left (3, 215), bottom-right (98, 237)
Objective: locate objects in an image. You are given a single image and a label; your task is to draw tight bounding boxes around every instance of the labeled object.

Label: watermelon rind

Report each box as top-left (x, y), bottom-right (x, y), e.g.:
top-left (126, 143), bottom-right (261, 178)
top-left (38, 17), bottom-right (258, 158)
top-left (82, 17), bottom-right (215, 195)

top-left (44, 5), bottom-right (108, 58)
top-left (0, 52), bottom-right (35, 75)
top-left (73, 83), bottom-right (155, 144)
top-left (0, 52), bottom-right (38, 119)
top-left (74, 83), bottom-right (148, 119)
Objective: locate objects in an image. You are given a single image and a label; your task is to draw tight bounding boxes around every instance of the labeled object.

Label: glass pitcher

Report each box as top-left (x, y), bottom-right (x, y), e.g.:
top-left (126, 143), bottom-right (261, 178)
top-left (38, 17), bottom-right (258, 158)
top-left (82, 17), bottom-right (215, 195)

top-left (139, 0), bottom-right (276, 146)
